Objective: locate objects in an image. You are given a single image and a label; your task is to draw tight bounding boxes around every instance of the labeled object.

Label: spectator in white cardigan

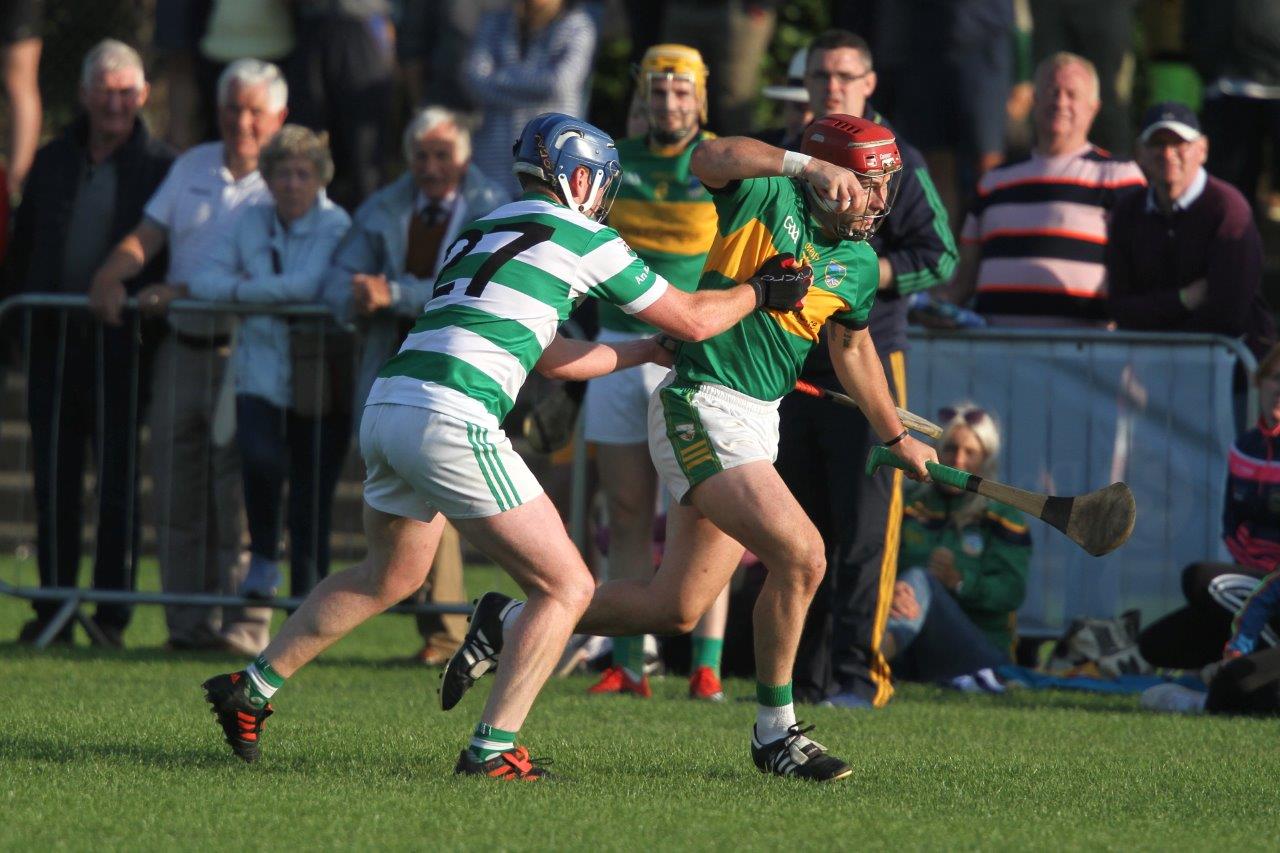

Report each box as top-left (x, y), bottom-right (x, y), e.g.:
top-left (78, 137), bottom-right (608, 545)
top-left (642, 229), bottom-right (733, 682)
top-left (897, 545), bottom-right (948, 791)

top-left (186, 125), bottom-right (352, 603)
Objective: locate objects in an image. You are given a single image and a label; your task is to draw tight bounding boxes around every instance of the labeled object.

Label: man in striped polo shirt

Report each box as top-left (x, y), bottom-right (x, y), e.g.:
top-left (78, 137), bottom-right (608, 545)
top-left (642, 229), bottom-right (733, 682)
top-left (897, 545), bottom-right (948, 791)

top-left (199, 113), bottom-right (814, 780)
top-left (949, 52), bottom-right (1145, 326)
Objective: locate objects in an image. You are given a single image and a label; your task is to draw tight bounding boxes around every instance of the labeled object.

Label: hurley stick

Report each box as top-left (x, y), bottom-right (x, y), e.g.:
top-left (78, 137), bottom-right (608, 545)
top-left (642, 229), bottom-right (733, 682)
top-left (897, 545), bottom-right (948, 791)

top-left (865, 446), bottom-right (1136, 557)
top-left (793, 379), bottom-right (943, 439)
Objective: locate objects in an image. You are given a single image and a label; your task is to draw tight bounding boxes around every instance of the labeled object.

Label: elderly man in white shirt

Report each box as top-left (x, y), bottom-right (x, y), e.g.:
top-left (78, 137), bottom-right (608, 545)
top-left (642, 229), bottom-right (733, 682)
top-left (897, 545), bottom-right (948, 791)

top-left (89, 59), bottom-right (288, 655)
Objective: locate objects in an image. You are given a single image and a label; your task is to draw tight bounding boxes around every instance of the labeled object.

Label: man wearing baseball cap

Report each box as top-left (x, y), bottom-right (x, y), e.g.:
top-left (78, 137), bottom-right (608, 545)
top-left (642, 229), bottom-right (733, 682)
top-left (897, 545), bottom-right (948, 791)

top-left (1105, 101), bottom-right (1275, 358)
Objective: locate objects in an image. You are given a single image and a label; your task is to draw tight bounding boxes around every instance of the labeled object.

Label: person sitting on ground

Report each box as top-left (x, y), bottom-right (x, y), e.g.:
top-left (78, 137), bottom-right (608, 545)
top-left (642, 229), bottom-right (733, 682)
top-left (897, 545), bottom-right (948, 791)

top-left (1138, 343), bottom-right (1280, 669)
top-left (884, 403), bottom-right (1030, 690)
top-left (181, 125), bottom-right (351, 602)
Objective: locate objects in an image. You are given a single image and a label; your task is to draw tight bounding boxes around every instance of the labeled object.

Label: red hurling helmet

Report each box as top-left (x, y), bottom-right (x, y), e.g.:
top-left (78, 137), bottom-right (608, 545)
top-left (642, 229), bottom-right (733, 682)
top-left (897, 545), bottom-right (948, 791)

top-left (799, 114), bottom-right (902, 240)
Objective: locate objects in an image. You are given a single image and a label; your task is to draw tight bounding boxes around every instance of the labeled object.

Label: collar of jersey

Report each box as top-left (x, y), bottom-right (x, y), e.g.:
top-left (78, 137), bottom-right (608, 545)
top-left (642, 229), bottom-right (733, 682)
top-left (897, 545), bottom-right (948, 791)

top-left (520, 189), bottom-right (567, 208)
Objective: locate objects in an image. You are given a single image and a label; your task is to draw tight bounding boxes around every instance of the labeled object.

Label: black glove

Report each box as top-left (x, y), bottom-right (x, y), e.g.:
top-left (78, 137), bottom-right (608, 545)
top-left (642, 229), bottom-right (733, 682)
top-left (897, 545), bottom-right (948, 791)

top-left (747, 253), bottom-right (812, 311)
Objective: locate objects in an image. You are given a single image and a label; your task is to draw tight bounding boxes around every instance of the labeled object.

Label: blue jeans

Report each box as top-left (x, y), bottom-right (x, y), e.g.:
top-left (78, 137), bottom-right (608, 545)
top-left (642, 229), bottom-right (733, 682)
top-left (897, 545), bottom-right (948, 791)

top-left (235, 395), bottom-right (350, 596)
top-left (886, 567), bottom-right (1009, 682)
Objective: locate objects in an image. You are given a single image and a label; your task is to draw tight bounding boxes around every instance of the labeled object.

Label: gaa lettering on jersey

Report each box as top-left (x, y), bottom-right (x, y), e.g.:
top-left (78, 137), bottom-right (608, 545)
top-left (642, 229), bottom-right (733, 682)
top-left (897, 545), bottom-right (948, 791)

top-left (636, 264), bottom-right (652, 285)
top-left (679, 176), bottom-right (879, 401)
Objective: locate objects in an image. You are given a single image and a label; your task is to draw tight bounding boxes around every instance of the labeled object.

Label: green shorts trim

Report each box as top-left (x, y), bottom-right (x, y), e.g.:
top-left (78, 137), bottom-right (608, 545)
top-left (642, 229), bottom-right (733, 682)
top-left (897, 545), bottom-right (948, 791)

top-left (467, 422), bottom-right (522, 512)
top-left (659, 382), bottom-right (724, 494)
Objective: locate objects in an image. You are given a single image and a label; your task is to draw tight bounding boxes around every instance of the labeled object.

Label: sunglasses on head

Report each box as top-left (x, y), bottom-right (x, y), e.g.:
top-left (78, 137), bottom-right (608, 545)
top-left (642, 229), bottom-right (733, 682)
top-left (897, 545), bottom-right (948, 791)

top-left (938, 406), bottom-right (988, 427)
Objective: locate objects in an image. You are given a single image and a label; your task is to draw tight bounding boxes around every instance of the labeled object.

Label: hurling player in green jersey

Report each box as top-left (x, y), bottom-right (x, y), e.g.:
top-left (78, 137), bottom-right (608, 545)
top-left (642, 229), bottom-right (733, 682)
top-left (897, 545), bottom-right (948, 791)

top-left (582, 44), bottom-right (730, 702)
top-left (450, 116), bottom-right (937, 781)
top-left (201, 113), bottom-right (812, 780)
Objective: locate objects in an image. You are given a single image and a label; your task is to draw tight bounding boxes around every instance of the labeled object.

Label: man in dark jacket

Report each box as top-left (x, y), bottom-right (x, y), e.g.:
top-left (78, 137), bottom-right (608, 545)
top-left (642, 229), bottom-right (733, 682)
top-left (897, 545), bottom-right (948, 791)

top-left (770, 29), bottom-right (958, 707)
top-left (1106, 102), bottom-right (1275, 357)
top-left (7, 39), bottom-right (173, 646)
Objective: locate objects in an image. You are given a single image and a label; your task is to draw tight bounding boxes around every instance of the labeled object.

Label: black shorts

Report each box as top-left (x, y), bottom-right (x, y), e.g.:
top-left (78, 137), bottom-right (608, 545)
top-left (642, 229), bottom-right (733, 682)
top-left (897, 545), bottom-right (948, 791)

top-left (0, 0), bottom-right (40, 45)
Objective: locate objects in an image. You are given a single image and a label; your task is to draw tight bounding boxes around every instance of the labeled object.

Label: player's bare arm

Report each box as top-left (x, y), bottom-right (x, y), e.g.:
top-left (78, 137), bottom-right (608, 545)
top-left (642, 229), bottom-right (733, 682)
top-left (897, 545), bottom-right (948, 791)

top-left (825, 321), bottom-right (935, 480)
top-left (534, 332), bottom-right (673, 381)
top-left (634, 252), bottom-right (813, 342)
top-left (689, 136), bottom-right (869, 213)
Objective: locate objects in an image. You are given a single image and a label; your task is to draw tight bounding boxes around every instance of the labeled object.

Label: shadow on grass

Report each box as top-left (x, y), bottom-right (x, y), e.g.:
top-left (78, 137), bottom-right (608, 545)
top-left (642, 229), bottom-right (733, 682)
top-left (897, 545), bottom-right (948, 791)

top-left (0, 733), bottom-right (236, 770)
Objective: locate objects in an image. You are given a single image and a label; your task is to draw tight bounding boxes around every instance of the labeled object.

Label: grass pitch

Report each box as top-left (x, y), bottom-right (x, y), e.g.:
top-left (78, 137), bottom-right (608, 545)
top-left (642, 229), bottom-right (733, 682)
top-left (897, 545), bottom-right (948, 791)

top-left (2, 561), bottom-right (1279, 851)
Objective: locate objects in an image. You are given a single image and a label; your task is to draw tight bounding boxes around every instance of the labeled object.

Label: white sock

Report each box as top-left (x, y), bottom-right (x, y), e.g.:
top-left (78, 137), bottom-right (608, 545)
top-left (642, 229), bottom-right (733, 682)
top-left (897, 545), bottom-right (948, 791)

top-left (755, 703), bottom-right (798, 744)
top-left (501, 601), bottom-right (525, 640)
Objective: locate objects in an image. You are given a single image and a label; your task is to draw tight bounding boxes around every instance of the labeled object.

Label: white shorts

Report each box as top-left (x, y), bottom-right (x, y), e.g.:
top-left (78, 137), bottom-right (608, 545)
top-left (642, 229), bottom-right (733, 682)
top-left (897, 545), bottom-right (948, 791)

top-left (360, 403), bottom-right (544, 521)
top-left (583, 329), bottom-right (672, 445)
top-left (647, 374), bottom-right (781, 503)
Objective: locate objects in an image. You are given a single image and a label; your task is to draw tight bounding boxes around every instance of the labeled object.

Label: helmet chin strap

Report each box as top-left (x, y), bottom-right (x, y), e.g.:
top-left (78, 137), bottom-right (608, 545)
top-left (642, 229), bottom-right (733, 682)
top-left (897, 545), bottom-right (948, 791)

top-left (555, 168), bottom-right (608, 220)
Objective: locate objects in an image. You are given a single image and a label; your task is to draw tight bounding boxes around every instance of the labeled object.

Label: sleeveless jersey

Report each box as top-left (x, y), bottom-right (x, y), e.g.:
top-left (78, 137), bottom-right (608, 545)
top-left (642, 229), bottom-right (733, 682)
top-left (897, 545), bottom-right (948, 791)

top-left (675, 176), bottom-right (879, 401)
top-left (368, 195), bottom-right (668, 427)
top-left (601, 132), bottom-right (717, 333)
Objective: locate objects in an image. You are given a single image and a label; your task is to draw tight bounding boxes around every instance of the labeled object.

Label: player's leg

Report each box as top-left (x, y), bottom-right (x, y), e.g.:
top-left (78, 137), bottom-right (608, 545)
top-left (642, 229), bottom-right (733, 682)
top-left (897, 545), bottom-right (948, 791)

top-left (580, 354), bottom-right (666, 695)
top-left (449, 496), bottom-right (596, 768)
top-left (588, 441), bottom-right (659, 693)
top-left (687, 461), bottom-right (852, 782)
top-left (689, 586), bottom-right (729, 700)
top-left (202, 503), bottom-right (445, 762)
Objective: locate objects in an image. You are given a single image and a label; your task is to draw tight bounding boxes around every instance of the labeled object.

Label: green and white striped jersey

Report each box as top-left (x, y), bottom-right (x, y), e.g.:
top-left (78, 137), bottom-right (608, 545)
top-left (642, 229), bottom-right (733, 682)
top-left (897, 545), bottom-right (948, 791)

top-left (367, 194), bottom-right (668, 427)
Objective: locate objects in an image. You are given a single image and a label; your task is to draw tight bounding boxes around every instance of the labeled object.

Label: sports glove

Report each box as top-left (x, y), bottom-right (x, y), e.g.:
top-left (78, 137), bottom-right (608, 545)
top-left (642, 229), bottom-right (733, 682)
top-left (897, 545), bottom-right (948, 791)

top-left (747, 253), bottom-right (812, 312)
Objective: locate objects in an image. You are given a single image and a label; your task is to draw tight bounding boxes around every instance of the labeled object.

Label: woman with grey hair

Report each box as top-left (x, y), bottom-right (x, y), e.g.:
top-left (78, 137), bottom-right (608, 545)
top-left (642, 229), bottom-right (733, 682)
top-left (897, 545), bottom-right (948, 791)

top-left (188, 125), bottom-right (352, 602)
top-left (871, 404), bottom-right (1032, 698)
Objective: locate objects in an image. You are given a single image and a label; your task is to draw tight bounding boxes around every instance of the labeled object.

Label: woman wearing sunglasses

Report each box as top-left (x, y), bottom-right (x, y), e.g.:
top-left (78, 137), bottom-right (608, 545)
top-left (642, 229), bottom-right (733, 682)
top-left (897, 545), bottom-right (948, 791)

top-left (883, 404), bottom-right (1031, 690)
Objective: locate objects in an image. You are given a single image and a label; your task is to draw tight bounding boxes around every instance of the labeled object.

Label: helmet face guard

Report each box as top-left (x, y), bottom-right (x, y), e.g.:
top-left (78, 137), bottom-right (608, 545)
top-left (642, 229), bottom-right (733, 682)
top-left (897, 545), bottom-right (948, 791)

top-left (636, 43), bottom-right (708, 141)
top-left (800, 114), bottom-right (904, 241)
top-left (555, 157), bottom-right (622, 222)
top-left (805, 167), bottom-right (902, 240)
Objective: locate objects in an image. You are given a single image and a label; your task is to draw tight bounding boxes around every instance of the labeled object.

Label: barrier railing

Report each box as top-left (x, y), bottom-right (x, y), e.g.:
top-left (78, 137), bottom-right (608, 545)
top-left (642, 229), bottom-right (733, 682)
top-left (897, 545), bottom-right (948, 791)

top-left (0, 293), bottom-right (468, 650)
top-left (903, 327), bottom-right (1257, 637)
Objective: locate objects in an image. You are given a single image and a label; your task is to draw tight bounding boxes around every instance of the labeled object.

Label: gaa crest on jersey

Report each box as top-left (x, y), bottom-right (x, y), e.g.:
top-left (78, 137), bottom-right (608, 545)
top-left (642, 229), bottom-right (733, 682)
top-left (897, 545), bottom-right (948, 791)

top-left (675, 422), bottom-right (697, 442)
top-left (824, 260), bottom-right (846, 288)
top-left (961, 532), bottom-right (985, 557)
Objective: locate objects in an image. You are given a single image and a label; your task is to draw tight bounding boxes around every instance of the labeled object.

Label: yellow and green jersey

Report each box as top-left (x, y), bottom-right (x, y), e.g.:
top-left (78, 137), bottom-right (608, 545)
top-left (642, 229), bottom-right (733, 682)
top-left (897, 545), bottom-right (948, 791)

top-left (675, 176), bottom-right (879, 402)
top-left (602, 133), bottom-right (718, 333)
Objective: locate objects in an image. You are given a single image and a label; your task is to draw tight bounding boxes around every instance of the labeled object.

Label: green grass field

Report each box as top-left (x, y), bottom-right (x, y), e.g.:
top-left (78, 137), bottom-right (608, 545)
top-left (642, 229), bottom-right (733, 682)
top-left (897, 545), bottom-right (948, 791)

top-left (2, 560), bottom-right (1279, 851)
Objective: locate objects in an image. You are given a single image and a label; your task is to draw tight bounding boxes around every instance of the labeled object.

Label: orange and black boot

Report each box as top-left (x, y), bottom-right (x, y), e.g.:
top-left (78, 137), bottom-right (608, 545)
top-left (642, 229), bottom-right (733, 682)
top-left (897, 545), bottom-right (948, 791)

top-left (202, 672), bottom-right (273, 763)
top-left (454, 745), bottom-right (551, 781)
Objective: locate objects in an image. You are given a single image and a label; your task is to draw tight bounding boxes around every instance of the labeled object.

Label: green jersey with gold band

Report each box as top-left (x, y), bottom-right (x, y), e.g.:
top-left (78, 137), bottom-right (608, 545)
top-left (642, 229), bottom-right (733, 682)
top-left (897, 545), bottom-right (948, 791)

top-left (368, 195), bottom-right (668, 427)
top-left (601, 133), bottom-right (718, 334)
top-left (674, 176), bottom-right (879, 401)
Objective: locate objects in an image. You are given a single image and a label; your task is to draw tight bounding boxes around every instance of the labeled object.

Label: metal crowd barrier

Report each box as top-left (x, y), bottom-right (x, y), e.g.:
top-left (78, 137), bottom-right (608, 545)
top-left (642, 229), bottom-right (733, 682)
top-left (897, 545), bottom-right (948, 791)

top-left (0, 293), bottom-right (468, 651)
top-left (903, 327), bottom-right (1257, 638)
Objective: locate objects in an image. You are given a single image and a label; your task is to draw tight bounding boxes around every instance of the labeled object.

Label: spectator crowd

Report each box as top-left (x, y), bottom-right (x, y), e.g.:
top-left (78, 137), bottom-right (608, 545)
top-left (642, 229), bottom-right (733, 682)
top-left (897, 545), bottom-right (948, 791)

top-left (4, 0), bottom-right (1280, 715)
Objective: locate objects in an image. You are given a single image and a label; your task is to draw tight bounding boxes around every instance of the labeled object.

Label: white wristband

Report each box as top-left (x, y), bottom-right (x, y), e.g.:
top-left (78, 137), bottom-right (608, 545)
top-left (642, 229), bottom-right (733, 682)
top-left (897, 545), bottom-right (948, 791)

top-left (781, 150), bottom-right (812, 178)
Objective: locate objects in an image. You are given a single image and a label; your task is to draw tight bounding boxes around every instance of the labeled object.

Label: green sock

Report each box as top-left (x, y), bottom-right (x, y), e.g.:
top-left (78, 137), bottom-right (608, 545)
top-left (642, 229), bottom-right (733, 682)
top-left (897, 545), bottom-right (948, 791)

top-left (469, 722), bottom-right (518, 761)
top-left (691, 636), bottom-right (724, 677)
top-left (614, 635), bottom-right (645, 679)
top-left (244, 654), bottom-right (285, 708)
top-left (756, 680), bottom-right (793, 708)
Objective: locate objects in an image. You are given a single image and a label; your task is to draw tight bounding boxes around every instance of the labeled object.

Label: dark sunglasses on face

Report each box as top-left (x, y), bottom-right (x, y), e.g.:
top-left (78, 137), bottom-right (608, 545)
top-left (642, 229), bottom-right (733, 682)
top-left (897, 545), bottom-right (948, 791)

top-left (938, 406), bottom-right (988, 427)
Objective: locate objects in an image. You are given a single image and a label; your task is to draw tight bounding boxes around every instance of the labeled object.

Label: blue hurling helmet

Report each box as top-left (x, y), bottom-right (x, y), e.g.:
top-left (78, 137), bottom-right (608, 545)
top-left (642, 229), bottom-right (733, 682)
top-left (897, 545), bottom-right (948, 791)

top-left (513, 113), bottom-right (623, 221)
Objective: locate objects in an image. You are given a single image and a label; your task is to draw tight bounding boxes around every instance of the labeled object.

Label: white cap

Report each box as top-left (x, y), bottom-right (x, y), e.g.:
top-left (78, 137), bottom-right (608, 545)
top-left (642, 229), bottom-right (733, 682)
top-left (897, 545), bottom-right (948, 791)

top-left (762, 47), bottom-right (809, 104)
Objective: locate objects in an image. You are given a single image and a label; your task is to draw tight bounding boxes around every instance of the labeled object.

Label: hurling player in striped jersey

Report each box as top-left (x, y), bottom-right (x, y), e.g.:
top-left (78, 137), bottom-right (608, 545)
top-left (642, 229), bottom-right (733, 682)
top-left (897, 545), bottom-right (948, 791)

top-left (200, 112), bottom-right (825, 780)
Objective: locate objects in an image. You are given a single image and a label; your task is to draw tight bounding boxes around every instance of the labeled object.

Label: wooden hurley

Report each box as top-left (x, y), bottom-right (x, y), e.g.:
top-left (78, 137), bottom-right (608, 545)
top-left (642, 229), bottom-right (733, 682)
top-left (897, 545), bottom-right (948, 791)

top-left (865, 446), bottom-right (1136, 557)
top-left (792, 380), bottom-right (943, 439)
